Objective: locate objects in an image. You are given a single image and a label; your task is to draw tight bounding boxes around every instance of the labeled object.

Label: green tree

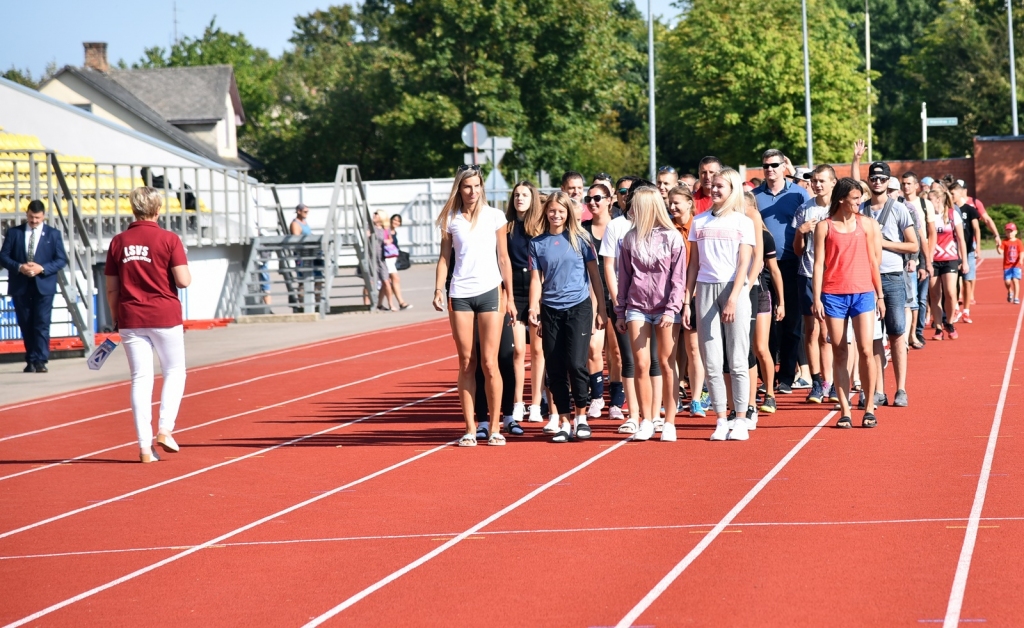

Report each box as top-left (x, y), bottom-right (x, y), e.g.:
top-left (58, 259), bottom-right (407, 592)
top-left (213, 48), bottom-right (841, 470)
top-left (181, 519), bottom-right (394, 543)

top-left (658, 0), bottom-right (869, 169)
top-left (136, 19), bottom-right (278, 154)
top-left (3, 67), bottom-right (38, 89)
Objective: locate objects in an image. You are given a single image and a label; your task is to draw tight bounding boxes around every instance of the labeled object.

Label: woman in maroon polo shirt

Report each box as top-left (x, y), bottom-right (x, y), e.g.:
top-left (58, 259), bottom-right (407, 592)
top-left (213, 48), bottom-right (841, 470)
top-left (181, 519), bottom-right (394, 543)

top-left (105, 187), bottom-right (192, 463)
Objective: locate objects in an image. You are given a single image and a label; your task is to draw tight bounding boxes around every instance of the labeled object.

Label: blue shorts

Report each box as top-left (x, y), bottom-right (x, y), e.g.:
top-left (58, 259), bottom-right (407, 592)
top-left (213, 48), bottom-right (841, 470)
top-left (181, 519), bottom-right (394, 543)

top-left (1006, 267), bottom-right (1023, 281)
top-left (822, 292), bottom-right (876, 319)
top-left (798, 274), bottom-right (815, 317)
top-left (964, 251), bottom-right (977, 281)
top-left (625, 309), bottom-right (681, 325)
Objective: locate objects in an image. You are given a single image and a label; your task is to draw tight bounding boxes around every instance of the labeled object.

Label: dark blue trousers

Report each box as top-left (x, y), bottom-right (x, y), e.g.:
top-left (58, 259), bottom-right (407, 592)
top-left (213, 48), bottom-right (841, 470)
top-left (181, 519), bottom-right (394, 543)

top-left (13, 283), bottom-right (54, 364)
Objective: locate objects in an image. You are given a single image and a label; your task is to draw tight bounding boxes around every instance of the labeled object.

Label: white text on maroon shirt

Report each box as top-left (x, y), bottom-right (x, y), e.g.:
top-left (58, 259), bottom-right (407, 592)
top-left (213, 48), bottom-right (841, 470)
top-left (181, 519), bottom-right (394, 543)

top-left (122, 245), bottom-right (152, 263)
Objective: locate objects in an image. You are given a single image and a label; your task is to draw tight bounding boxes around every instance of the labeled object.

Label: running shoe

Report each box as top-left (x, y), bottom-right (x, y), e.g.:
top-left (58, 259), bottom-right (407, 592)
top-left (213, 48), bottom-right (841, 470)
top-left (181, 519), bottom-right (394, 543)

top-left (710, 418), bottom-right (730, 441)
top-left (512, 402), bottom-right (525, 423)
top-left (690, 400), bottom-right (706, 417)
top-left (635, 419), bottom-right (655, 441)
top-left (961, 311), bottom-right (973, 324)
top-left (587, 397), bottom-right (605, 419)
top-left (527, 405), bottom-right (544, 422)
top-left (946, 323), bottom-right (959, 340)
top-left (932, 327), bottom-right (944, 341)
top-left (893, 389), bottom-right (909, 407)
top-left (1016, 298), bottom-right (1021, 304)
top-left (827, 383), bottom-right (839, 403)
top-left (609, 405), bottom-right (625, 421)
top-left (746, 405), bottom-right (758, 431)
top-left (728, 414), bottom-right (750, 441)
top-left (653, 417), bottom-right (665, 433)
top-left (759, 396), bottom-right (777, 414)
top-left (661, 422), bottom-right (677, 442)
top-left (951, 308), bottom-right (962, 324)
top-left (1009, 292), bottom-right (1014, 303)
top-left (700, 389), bottom-right (711, 408)
top-left (777, 382), bottom-right (793, 395)
top-left (793, 377), bottom-right (812, 390)
top-left (676, 398), bottom-right (685, 413)
top-left (806, 380), bottom-right (824, 404)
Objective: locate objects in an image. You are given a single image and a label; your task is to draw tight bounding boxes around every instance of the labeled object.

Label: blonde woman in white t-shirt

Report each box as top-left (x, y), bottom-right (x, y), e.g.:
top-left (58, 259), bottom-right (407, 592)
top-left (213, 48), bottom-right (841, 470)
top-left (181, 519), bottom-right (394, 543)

top-left (683, 168), bottom-right (756, 442)
top-left (433, 165), bottom-right (516, 447)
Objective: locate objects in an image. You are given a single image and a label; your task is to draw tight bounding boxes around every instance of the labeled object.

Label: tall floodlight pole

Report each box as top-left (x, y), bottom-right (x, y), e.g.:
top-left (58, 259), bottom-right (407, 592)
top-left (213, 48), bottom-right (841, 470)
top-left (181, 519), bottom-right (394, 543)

top-left (801, 0), bottom-right (814, 167)
top-left (866, 0), bottom-right (873, 161)
top-left (648, 0), bottom-right (657, 180)
top-left (1010, 0), bottom-right (1019, 135)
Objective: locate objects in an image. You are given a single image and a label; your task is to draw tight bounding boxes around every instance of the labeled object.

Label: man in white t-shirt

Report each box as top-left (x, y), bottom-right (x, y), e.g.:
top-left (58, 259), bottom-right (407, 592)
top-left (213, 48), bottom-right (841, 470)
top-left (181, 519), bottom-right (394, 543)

top-left (901, 171), bottom-right (936, 347)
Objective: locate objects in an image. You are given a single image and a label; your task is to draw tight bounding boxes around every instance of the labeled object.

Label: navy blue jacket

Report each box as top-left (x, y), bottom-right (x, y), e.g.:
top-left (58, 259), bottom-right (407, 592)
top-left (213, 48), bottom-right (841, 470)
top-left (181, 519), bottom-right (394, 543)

top-left (0, 223), bottom-right (68, 296)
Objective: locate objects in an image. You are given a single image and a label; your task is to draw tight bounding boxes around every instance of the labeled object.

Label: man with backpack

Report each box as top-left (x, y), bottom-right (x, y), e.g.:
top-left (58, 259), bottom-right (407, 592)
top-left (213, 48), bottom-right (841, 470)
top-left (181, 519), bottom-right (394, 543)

top-left (901, 172), bottom-right (936, 348)
top-left (861, 162), bottom-right (919, 408)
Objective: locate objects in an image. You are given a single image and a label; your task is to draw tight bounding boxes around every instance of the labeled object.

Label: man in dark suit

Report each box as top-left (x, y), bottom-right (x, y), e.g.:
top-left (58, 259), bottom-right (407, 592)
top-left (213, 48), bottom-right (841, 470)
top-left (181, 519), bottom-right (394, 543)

top-left (0, 200), bottom-right (68, 373)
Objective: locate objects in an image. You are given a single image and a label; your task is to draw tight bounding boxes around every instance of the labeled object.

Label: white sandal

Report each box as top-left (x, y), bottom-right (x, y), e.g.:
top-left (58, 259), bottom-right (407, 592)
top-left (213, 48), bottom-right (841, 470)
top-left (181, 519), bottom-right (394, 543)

top-left (617, 419), bottom-right (639, 434)
top-left (458, 433), bottom-right (477, 447)
top-left (487, 433), bottom-right (506, 446)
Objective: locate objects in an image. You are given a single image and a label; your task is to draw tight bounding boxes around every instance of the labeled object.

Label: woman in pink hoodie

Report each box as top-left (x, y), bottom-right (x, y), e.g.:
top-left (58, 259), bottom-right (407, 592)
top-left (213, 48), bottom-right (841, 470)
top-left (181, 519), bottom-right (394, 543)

top-left (614, 186), bottom-right (687, 442)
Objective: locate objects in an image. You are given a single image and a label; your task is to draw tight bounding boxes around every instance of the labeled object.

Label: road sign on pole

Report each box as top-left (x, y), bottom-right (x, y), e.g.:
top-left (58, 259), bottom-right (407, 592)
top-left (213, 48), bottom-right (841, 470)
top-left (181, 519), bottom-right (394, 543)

top-left (926, 117), bottom-right (959, 127)
top-left (461, 122), bottom-right (488, 166)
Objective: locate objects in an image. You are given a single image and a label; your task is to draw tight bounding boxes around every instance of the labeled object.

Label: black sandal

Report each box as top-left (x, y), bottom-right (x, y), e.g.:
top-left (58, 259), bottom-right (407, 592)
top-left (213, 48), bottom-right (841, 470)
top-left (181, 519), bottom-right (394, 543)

top-left (504, 420), bottom-right (524, 436)
top-left (862, 413), bottom-right (877, 428)
top-left (575, 422), bottom-right (592, 440)
top-left (836, 416), bottom-right (852, 429)
top-left (551, 430), bottom-right (572, 443)
top-left (476, 424), bottom-right (490, 441)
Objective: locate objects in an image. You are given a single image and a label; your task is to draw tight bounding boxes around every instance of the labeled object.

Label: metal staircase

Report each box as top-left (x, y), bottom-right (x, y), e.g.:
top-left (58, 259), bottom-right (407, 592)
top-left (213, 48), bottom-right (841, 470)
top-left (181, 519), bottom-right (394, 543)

top-left (49, 154), bottom-right (97, 353)
top-left (236, 165), bottom-right (378, 317)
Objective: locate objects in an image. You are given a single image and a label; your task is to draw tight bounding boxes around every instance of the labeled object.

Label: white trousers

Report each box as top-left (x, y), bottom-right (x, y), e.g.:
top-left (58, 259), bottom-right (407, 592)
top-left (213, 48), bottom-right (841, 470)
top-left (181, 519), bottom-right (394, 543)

top-left (121, 326), bottom-right (187, 448)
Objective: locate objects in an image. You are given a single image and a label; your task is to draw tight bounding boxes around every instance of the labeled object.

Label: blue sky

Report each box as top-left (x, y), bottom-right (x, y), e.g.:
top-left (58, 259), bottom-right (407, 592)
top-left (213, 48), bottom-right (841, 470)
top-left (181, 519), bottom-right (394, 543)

top-left (2, 0), bottom-right (680, 80)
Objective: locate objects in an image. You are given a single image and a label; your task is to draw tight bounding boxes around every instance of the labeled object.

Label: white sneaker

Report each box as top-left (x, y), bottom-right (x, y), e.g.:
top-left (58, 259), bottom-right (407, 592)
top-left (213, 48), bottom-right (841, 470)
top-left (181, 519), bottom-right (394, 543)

top-left (653, 417), bottom-right (665, 433)
top-left (609, 405), bottom-right (624, 421)
top-left (660, 423), bottom-right (677, 442)
top-left (635, 419), bottom-right (655, 441)
top-left (710, 418), bottom-right (730, 441)
top-left (728, 419), bottom-right (750, 441)
top-left (527, 405), bottom-right (543, 422)
top-left (512, 402), bottom-right (525, 422)
top-left (587, 397), bottom-right (605, 419)
top-left (543, 416), bottom-right (560, 434)
top-left (746, 406), bottom-right (758, 431)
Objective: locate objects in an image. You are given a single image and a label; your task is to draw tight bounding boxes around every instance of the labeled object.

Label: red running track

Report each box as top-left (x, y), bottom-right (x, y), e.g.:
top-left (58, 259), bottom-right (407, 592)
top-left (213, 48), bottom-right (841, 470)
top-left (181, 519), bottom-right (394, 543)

top-left (0, 273), bottom-right (1021, 627)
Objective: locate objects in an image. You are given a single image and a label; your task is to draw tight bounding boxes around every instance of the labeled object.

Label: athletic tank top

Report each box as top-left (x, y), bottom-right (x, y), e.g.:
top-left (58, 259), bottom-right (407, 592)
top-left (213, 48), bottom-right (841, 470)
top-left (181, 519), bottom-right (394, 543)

top-left (822, 215), bottom-right (874, 295)
top-left (934, 209), bottom-right (960, 262)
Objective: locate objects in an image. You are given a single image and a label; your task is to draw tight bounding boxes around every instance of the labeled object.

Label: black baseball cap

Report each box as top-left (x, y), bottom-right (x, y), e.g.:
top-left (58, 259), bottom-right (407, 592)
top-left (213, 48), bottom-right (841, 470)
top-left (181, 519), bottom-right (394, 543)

top-left (868, 162), bottom-right (891, 178)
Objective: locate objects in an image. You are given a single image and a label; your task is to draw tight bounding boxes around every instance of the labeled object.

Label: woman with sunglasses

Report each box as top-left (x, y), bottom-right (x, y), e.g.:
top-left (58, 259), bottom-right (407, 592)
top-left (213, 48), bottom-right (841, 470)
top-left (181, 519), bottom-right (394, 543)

top-left (581, 183), bottom-right (617, 421)
top-left (682, 169), bottom-right (757, 441)
top-left (529, 192), bottom-right (607, 442)
top-left (506, 181), bottom-right (545, 428)
top-left (433, 165), bottom-right (516, 447)
top-left (615, 187), bottom-right (687, 442)
top-left (811, 177), bottom-right (884, 428)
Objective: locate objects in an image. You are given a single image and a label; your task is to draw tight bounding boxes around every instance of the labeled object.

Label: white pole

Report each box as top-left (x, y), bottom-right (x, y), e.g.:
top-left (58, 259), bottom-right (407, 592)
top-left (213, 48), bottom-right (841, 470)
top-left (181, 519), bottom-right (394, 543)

top-left (866, 0), bottom-right (873, 162)
top-left (648, 0), bottom-right (656, 180)
top-left (801, 0), bottom-right (814, 167)
top-left (1010, 0), bottom-right (1019, 136)
top-left (922, 102), bottom-right (928, 160)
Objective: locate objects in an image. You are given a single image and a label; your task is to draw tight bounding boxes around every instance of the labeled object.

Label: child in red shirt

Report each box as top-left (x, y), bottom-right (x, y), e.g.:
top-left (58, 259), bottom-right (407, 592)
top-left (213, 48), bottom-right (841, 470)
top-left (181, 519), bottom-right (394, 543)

top-left (1003, 223), bottom-right (1022, 304)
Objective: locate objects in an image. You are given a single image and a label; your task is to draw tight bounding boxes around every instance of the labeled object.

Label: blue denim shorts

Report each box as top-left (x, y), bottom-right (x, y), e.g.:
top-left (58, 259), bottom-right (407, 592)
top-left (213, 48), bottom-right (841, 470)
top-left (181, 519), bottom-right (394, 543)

top-left (964, 251), bottom-right (977, 281)
top-left (1006, 267), bottom-right (1023, 281)
top-left (880, 272), bottom-right (907, 336)
top-left (822, 292), bottom-right (876, 319)
top-left (625, 309), bottom-right (681, 325)
top-left (904, 270), bottom-right (919, 310)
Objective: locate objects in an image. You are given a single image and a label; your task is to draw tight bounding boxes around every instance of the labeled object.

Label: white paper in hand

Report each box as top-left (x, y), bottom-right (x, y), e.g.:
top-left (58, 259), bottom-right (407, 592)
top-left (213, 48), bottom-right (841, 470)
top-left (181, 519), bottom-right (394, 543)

top-left (87, 339), bottom-right (118, 371)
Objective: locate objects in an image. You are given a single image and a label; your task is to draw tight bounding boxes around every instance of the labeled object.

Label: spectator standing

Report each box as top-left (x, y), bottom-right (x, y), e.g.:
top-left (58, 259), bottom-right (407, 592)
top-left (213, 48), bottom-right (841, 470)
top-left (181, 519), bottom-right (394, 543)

top-left (388, 214), bottom-right (412, 310)
top-left (928, 188), bottom-right (967, 339)
top-left (561, 171), bottom-right (588, 221)
top-left (104, 187), bottom-right (191, 462)
top-left (656, 166), bottom-right (679, 202)
top-left (753, 149), bottom-right (811, 394)
top-left (693, 156), bottom-right (723, 215)
top-left (861, 162), bottom-right (919, 408)
top-left (0, 200), bottom-right (67, 373)
top-left (900, 172), bottom-right (936, 348)
top-left (1004, 223), bottom-right (1022, 303)
top-left (582, 183), bottom-right (616, 420)
top-left (506, 181), bottom-right (543, 424)
top-left (948, 181), bottom-right (997, 323)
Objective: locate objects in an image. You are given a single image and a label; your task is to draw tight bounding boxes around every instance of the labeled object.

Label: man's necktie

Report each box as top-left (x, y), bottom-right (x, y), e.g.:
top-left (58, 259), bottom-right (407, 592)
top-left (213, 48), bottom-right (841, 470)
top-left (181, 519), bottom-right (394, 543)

top-left (27, 228), bottom-right (36, 264)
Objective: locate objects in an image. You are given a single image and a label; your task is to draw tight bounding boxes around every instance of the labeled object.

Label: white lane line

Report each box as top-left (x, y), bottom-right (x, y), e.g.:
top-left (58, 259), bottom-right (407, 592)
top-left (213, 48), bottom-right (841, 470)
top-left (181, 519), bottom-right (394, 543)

top-left (0, 364), bottom-right (456, 538)
top-left (0, 334), bottom-right (448, 443)
top-left (943, 300), bottom-right (1024, 628)
top-left (0, 318), bottom-right (445, 413)
top-left (8, 517), bottom-right (1024, 562)
top-left (615, 410), bottom-right (836, 628)
top-left (2, 437), bottom-right (459, 628)
top-left (0, 352), bottom-right (455, 483)
top-left (302, 436), bottom-right (634, 627)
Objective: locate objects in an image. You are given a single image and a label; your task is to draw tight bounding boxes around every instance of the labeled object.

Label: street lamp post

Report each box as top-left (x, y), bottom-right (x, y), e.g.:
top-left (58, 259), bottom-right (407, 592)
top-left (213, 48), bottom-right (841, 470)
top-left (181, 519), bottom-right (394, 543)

top-left (648, 0), bottom-right (656, 179)
top-left (801, 0), bottom-right (814, 167)
top-left (866, 0), bottom-right (873, 161)
top-left (1010, 0), bottom-right (1019, 136)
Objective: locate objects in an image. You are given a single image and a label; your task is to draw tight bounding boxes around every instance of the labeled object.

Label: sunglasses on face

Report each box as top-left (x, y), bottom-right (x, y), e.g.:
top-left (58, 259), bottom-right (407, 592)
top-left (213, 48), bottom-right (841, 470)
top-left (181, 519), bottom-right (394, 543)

top-left (762, 162), bottom-right (783, 169)
top-left (457, 164), bottom-right (482, 173)
top-left (869, 176), bottom-right (889, 183)
top-left (584, 194), bottom-right (605, 204)
top-left (617, 188), bottom-right (629, 195)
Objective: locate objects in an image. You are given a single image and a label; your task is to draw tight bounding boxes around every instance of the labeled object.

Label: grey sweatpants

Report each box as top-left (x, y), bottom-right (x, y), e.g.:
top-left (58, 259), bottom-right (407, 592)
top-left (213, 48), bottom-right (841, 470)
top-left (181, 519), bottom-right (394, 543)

top-left (696, 281), bottom-right (752, 415)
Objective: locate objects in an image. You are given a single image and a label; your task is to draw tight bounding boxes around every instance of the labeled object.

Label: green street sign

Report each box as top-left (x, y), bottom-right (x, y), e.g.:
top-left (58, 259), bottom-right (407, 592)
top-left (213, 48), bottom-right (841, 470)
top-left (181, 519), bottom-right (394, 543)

top-left (926, 117), bottom-right (958, 127)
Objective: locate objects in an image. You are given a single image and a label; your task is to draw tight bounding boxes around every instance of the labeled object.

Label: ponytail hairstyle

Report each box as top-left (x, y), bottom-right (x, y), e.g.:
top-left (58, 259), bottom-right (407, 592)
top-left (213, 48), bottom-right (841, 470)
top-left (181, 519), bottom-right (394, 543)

top-left (436, 166), bottom-right (485, 231)
top-left (929, 187), bottom-right (955, 223)
top-left (628, 187), bottom-right (675, 243)
top-left (828, 177), bottom-right (862, 218)
top-left (710, 168), bottom-right (745, 218)
top-left (541, 191), bottom-right (591, 255)
top-left (507, 180), bottom-right (544, 237)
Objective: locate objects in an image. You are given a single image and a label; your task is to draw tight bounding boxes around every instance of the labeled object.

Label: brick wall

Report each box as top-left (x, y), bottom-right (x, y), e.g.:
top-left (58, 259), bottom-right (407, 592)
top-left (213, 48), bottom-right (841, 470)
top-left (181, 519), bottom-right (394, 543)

top-left (974, 135), bottom-right (1024, 206)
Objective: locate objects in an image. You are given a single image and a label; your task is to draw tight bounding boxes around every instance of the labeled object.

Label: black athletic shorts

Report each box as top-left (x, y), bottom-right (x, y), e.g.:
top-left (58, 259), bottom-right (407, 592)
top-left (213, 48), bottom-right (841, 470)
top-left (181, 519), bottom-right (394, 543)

top-left (450, 285), bottom-right (501, 313)
top-left (933, 259), bottom-right (960, 276)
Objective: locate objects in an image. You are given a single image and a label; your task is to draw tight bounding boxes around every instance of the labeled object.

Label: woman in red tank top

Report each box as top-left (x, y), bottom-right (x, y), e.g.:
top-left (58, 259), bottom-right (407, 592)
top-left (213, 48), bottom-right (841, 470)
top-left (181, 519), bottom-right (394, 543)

top-left (927, 188), bottom-right (967, 340)
top-left (811, 178), bottom-right (884, 428)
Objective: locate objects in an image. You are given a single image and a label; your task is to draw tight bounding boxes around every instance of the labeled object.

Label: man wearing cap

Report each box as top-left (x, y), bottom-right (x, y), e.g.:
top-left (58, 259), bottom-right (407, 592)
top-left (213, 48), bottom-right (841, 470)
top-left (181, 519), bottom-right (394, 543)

top-left (789, 167), bottom-right (812, 192)
top-left (754, 148), bottom-right (811, 394)
top-left (862, 161), bottom-right (919, 408)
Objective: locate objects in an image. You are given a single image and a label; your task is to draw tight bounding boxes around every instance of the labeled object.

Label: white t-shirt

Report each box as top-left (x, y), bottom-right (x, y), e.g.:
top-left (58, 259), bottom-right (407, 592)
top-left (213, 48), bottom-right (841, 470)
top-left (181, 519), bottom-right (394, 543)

top-left (688, 210), bottom-right (756, 284)
top-left (599, 215), bottom-right (632, 260)
top-left (446, 205), bottom-right (507, 298)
